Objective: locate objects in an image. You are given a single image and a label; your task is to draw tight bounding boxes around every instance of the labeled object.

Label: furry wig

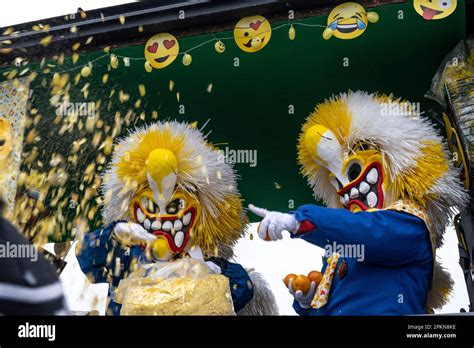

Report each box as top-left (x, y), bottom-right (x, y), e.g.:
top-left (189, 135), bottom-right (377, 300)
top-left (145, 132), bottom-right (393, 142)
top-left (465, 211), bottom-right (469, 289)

top-left (298, 91), bottom-right (469, 310)
top-left (101, 121), bottom-right (246, 254)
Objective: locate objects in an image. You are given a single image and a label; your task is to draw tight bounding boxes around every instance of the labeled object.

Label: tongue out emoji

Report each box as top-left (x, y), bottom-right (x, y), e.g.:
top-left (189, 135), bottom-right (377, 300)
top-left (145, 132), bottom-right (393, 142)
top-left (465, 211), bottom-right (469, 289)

top-left (422, 7), bottom-right (440, 20)
top-left (413, 0), bottom-right (458, 21)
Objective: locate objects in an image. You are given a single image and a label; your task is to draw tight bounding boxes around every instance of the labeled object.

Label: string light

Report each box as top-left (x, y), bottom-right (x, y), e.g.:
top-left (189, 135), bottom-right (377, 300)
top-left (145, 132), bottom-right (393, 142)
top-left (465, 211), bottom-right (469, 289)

top-left (288, 24), bottom-right (296, 40)
top-left (182, 53), bottom-right (192, 66)
top-left (26, 20), bottom-right (327, 75)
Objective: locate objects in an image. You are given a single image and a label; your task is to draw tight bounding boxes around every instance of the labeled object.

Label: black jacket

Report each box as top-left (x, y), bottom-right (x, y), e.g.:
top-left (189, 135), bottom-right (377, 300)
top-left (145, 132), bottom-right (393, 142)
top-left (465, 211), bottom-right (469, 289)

top-left (0, 217), bottom-right (68, 315)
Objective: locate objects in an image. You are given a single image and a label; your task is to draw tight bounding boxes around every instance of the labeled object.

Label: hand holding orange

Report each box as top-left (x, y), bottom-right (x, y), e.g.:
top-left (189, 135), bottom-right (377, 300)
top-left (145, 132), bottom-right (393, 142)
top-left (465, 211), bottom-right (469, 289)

top-left (257, 222), bottom-right (271, 241)
top-left (308, 270), bottom-right (323, 285)
top-left (283, 270), bottom-right (323, 294)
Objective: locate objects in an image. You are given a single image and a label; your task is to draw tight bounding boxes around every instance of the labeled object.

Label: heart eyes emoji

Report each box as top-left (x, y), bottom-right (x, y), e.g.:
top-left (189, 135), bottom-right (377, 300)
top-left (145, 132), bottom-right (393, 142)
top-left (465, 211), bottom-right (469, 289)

top-left (147, 39), bottom-right (176, 54)
top-left (147, 42), bottom-right (158, 53)
top-left (163, 39), bottom-right (176, 49)
top-left (144, 33), bottom-right (180, 69)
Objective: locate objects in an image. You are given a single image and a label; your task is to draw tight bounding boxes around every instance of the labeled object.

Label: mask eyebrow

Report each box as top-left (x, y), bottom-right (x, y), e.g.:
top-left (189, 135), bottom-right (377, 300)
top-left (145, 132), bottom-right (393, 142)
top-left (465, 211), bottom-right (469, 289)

top-left (355, 12), bottom-right (363, 18)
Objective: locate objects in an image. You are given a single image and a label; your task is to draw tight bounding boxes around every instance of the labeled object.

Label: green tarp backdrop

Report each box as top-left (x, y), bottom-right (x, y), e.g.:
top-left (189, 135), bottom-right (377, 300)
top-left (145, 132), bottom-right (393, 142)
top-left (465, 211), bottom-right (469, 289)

top-left (12, 1), bottom-right (467, 236)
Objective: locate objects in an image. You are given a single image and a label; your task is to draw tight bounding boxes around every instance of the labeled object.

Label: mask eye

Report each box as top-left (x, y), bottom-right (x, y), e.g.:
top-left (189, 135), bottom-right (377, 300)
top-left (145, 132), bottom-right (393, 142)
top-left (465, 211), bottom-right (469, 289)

top-left (141, 196), bottom-right (159, 214)
top-left (166, 198), bottom-right (186, 214)
top-left (348, 162), bottom-right (362, 182)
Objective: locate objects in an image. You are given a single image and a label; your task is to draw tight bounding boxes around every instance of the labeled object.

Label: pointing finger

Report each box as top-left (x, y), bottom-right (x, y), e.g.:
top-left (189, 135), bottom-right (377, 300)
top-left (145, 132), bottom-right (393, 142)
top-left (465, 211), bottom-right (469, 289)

top-left (248, 204), bottom-right (268, 218)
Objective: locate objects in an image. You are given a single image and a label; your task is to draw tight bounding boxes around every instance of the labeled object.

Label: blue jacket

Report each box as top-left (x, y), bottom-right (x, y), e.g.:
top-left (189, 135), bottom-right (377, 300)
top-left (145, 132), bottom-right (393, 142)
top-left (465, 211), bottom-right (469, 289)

top-left (76, 223), bottom-right (253, 315)
top-left (292, 205), bottom-right (433, 316)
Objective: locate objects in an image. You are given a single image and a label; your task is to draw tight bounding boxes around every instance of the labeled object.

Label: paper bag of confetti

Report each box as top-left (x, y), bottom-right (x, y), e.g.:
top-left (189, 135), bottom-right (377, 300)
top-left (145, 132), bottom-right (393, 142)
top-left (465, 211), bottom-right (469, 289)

top-left (114, 258), bottom-right (235, 315)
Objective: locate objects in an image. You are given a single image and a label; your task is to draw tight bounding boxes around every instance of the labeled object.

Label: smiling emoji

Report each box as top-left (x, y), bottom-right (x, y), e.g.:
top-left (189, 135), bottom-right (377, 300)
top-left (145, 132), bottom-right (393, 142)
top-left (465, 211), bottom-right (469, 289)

top-left (413, 0), bottom-right (457, 20)
top-left (144, 33), bottom-right (179, 69)
top-left (323, 2), bottom-right (379, 40)
top-left (234, 15), bottom-right (272, 53)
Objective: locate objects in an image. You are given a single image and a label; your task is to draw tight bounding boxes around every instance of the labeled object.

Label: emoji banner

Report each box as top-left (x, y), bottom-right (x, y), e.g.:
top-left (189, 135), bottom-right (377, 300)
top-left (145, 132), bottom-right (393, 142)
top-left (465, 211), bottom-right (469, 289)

top-left (323, 2), bottom-right (379, 40)
top-left (413, 0), bottom-right (457, 20)
top-left (234, 15), bottom-right (272, 52)
top-left (0, 78), bottom-right (29, 218)
top-left (144, 33), bottom-right (180, 70)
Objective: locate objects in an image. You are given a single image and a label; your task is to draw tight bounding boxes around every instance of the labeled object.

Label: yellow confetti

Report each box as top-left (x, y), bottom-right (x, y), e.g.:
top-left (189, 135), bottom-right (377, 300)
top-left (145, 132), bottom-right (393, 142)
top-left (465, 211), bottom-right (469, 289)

top-left (103, 46), bottom-right (110, 53)
top-left (274, 182), bottom-right (282, 190)
top-left (40, 35), bottom-right (53, 47)
top-left (110, 54), bottom-right (119, 69)
top-left (119, 90), bottom-right (129, 103)
top-left (138, 84), bottom-right (146, 97)
top-left (6, 70), bottom-right (17, 80)
top-left (169, 80), bottom-right (175, 91)
top-left (72, 53), bottom-right (79, 64)
top-left (138, 25), bottom-right (144, 32)
top-left (57, 53), bottom-right (65, 65)
top-left (85, 36), bottom-right (93, 45)
top-left (207, 83), bottom-right (213, 93)
top-left (119, 15), bottom-right (126, 25)
top-left (151, 111), bottom-right (158, 119)
top-left (2, 27), bottom-right (14, 35)
top-left (102, 74), bottom-right (109, 84)
top-left (72, 42), bottom-right (80, 51)
top-left (70, 26), bottom-right (78, 33)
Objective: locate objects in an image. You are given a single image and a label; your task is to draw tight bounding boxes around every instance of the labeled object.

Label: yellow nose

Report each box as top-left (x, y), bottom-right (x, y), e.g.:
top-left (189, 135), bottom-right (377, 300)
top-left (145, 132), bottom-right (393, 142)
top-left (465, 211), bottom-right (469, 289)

top-left (146, 148), bottom-right (178, 192)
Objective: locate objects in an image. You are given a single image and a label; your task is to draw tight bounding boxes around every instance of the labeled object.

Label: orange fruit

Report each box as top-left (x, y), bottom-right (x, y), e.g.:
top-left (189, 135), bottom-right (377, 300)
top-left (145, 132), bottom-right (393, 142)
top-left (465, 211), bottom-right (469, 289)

top-left (283, 273), bottom-right (297, 287)
top-left (308, 271), bottom-right (323, 285)
top-left (257, 222), bottom-right (271, 241)
top-left (292, 275), bottom-right (311, 293)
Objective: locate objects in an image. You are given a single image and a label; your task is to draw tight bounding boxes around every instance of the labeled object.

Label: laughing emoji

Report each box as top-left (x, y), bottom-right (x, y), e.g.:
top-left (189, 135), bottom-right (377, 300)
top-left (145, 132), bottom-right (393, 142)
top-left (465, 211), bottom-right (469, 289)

top-left (323, 2), bottom-right (379, 40)
top-left (234, 15), bottom-right (272, 53)
top-left (144, 33), bottom-right (179, 69)
top-left (413, 0), bottom-right (457, 20)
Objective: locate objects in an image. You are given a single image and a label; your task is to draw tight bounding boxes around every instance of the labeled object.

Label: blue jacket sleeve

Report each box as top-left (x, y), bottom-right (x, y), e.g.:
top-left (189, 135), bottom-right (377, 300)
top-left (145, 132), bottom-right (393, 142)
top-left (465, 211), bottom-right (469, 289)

top-left (76, 224), bottom-right (142, 288)
top-left (293, 301), bottom-right (312, 316)
top-left (292, 205), bottom-right (432, 266)
top-left (210, 258), bottom-right (254, 312)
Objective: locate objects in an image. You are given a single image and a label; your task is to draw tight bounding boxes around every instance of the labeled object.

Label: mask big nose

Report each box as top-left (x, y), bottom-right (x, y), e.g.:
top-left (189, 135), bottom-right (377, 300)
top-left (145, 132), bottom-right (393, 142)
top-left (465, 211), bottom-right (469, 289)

top-left (146, 148), bottom-right (178, 211)
top-left (304, 124), bottom-right (344, 181)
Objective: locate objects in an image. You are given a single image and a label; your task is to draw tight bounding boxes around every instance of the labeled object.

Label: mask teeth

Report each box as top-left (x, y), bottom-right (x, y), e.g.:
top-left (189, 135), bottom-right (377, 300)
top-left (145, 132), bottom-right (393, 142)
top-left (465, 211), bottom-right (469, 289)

top-left (340, 166), bottom-right (381, 209)
top-left (135, 207), bottom-right (194, 250)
